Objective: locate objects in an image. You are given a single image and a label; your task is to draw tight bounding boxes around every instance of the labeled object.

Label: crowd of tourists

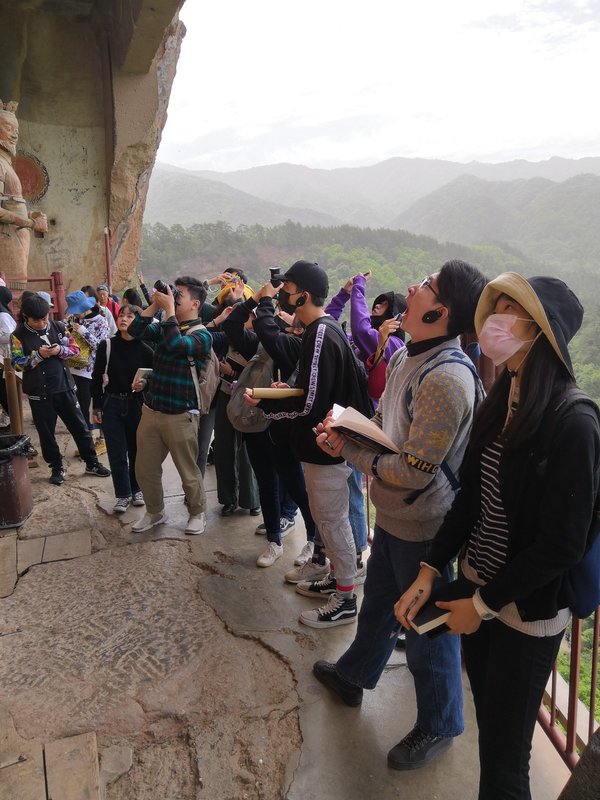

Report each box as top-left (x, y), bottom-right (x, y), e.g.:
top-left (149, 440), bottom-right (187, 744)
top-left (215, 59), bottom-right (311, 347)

top-left (0, 259), bottom-right (597, 800)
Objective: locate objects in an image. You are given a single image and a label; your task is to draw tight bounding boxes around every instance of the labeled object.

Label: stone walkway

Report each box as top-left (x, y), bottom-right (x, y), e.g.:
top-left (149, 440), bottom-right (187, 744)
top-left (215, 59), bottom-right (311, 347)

top-left (0, 421), bottom-right (570, 799)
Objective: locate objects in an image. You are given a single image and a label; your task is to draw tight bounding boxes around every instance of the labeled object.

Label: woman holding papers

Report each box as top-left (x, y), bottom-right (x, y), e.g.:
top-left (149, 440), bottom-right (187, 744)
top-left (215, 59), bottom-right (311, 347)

top-left (395, 273), bottom-right (599, 800)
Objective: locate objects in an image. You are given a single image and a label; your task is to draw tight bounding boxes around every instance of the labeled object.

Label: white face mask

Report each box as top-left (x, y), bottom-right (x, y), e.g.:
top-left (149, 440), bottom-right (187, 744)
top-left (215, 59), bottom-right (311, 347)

top-left (478, 313), bottom-right (536, 367)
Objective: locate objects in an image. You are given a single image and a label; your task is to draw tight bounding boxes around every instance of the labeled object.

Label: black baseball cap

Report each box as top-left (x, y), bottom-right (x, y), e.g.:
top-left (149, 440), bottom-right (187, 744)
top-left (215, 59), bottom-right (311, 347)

top-left (282, 260), bottom-right (329, 298)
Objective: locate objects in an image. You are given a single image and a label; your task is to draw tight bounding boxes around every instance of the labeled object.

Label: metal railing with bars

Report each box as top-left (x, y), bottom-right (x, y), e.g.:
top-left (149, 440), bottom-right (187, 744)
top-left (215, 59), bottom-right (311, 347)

top-left (538, 610), bottom-right (600, 769)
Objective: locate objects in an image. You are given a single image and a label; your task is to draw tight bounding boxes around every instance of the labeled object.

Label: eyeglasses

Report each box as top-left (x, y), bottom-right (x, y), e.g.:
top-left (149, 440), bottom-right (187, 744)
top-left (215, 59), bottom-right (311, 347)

top-left (419, 276), bottom-right (443, 304)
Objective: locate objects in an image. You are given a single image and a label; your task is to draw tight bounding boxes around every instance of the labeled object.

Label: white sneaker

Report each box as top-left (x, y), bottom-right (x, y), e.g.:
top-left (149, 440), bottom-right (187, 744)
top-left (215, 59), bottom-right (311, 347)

top-left (294, 540), bottom-right (315, 566)
top-left (355, 561), bottom-right (367, 585)
top-left (256, 542), bottom-right (283, 567)
top-left (185, 513), bottom-right (206, 534)
top-left (285, 556), bottom-right (330, 585)
top-left (131, 511), bottom-right (167, 532)
top-left (132, 491), bottom-right (145, 507)
top-left (113, 496), bottom-right (131, 514)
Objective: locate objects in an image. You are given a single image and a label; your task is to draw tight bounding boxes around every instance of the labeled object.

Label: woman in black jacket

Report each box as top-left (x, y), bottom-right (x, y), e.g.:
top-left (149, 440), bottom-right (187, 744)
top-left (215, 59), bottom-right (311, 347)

top-left (395, 273), bottom-right (600, 800)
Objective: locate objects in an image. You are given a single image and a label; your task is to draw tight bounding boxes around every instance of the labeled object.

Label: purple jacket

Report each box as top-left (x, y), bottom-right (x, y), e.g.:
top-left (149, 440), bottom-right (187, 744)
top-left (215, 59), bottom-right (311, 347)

top-left (325, 274), bottom-right (404, 364)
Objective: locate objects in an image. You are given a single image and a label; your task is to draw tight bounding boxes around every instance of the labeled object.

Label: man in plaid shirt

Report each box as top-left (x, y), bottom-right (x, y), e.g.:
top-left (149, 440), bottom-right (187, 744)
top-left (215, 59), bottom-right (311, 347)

top-left (128, 276), bottom-right (213, 534)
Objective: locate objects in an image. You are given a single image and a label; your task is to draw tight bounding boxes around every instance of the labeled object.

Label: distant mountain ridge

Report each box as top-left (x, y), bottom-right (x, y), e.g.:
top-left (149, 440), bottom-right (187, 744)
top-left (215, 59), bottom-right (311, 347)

top-left (393, 172), bottom-right (600, 275)
top-left (144, 164), bottom-right (343, 227)
top-left (147, 156), bottom-right (600, 229)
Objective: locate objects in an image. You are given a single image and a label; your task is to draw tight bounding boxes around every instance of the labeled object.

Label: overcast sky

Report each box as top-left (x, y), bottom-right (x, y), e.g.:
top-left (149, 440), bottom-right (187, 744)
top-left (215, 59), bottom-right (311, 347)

top-left (157, 0), bottom-right (600, 173)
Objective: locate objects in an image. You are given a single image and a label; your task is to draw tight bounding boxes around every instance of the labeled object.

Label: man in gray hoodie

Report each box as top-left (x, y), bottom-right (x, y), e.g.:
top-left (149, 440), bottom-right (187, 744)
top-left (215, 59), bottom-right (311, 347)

top-left (312, 260), bottom-right (486, 771)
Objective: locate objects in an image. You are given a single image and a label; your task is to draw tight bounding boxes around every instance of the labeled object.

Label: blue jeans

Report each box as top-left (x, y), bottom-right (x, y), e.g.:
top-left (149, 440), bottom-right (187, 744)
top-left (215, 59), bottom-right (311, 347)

top-left (336, 525), bottom-right (464, 738)
top-left (102, 394), bottom-right (142, 498)
top-left (348, 464), bottom-right (367, 553)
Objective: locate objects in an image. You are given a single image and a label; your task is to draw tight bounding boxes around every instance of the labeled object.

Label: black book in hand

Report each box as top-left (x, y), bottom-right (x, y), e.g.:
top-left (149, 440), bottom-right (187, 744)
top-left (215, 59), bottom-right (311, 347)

top-left (409, 578), bottom-right (477, 638)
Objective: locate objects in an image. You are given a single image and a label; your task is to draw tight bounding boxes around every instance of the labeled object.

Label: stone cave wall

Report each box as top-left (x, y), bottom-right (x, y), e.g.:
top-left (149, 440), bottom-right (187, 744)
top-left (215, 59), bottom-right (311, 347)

top-left (1, 2), bottom-right (184, 292)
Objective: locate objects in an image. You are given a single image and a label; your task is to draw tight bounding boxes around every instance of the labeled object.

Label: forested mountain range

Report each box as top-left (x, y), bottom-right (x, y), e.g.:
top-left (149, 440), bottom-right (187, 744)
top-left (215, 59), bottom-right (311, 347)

top-left (141, 155), bottom-right (600, 402)
top-left (147, 156), bottom-right (600, 229)
top-left (144, 164), bottom-right (342, 227)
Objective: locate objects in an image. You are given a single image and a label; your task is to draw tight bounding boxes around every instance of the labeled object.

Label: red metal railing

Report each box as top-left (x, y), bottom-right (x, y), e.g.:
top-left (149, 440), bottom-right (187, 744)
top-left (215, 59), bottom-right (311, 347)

top-left (538, 609), bottom-right (600, 769)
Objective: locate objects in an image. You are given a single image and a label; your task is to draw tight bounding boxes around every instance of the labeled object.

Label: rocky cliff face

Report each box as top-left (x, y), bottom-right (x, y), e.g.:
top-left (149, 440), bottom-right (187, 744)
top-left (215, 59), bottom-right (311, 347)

top-left (110, 18), bottom-right (185, 288)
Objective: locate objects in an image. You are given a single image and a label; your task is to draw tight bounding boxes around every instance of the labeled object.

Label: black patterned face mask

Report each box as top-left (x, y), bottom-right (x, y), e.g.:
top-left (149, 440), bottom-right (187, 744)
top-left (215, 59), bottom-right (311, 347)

top-left (277, 289), bottom-right (297, 315)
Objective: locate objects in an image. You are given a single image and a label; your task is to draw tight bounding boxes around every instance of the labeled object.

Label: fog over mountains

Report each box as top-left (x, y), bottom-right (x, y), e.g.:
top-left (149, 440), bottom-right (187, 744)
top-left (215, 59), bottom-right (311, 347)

top-left (145, 156), bottom-right (600, 282)
top-left (146, 155), bottom-right (600, 229)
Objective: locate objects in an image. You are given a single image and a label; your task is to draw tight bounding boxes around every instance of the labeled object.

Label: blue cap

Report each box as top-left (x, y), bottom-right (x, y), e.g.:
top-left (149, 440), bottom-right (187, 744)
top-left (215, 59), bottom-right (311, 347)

top-left (66, 290), bottom-right (95, 315)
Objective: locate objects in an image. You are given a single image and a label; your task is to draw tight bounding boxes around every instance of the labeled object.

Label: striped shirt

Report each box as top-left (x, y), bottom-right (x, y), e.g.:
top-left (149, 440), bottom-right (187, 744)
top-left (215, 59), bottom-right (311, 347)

top-left (466, 439), bottom-right (509, 581)
top-left (128, 314), bottom-right (212, 415)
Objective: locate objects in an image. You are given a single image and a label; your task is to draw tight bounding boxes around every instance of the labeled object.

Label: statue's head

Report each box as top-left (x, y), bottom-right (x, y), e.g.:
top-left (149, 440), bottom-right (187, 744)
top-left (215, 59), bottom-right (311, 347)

top-left (0, 101), bottom-right (19, 157)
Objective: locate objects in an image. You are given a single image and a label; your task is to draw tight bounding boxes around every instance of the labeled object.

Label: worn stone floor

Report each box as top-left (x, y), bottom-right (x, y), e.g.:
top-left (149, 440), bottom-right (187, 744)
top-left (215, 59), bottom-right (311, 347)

top-left (0, 420), bottom-right (571, 799)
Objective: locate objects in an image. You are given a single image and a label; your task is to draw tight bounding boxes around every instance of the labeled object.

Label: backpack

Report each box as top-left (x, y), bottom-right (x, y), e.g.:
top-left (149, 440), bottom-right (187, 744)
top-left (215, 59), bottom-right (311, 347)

top-left (403, 347), bottom-right (485, 505)
top-left (537, 388), bottom-right (600, 618)
top-left (226, 344), bottom-right (274, 433)
top-left (186, 323), bottom-right (220, 414)
top-left (323, 318), bottom-right (374, 419)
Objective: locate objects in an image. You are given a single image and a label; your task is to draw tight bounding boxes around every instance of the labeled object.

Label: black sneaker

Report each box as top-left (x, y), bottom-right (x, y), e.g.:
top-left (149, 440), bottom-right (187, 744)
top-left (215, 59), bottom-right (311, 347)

top-left (313, 660), bottom-right (363, 706)
top-left (85, 462), bottom-right (111, 477)
top-left (295, 572), bottom-right (336, 598)
top-left (387, 725), bottom-right (453, 771)
top-left (299, 593), bottom-right (357, 628)
top-left (49, 467), bottom-right (65, 486)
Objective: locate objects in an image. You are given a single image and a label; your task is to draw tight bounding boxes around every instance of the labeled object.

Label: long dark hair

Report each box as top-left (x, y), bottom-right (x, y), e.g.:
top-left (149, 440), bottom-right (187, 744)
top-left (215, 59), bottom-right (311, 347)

top-left (470, 334), bottom-right (574, 451)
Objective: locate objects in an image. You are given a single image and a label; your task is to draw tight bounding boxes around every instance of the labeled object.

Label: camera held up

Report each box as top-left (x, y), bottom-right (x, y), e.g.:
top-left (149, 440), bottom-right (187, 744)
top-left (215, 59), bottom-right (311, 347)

top-left (154, 280), bottom-right (181, 303)
top-left (269, 267), bottom-right (283, 288)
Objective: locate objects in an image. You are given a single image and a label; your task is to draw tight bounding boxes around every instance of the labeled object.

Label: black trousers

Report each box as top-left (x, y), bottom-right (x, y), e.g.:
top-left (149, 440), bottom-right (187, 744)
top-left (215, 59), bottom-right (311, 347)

top-left (462, 619), bottom-right (564, 800)
top-left (29, 389), bottom-right (97, 469)
top-left (102, 394), bottom-right (142, 497)
top-left (0, 372), bottom-right (8, 415)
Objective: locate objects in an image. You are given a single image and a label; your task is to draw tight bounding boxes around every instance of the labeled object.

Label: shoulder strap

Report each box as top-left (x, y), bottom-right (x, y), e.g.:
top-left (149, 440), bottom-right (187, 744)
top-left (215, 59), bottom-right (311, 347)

top-left (403, 349), bottom-right (484, 504)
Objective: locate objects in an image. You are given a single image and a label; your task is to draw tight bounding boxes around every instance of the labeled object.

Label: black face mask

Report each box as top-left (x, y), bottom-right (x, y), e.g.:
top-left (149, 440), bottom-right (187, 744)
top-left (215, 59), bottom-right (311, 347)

top-left (370, 314), bottom-right (387, 330)
top-left (277, 289), bottom-right (297, 316)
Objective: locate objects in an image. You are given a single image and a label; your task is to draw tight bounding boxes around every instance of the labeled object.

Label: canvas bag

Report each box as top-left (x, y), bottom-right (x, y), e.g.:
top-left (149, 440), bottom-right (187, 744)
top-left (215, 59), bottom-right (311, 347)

top-left (186, 322), bottom-right (220, 414)
top-left (537, 387), bottom-right (600, 618)
top-left (66, 327), bottom-right (92, 369)
top-left (226, 344), bottom-right (274, 433)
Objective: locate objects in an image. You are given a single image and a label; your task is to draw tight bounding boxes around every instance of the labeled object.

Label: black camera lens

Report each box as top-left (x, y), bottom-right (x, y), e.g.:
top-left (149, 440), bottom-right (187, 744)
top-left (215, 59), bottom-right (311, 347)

top-left (269, 267), bottom-right (283, 287)
top-left (153, 280), bottom-right (168, 295)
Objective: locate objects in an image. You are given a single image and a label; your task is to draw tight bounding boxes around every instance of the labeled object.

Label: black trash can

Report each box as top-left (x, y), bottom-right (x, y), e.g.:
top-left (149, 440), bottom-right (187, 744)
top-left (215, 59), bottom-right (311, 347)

top-left (0, 434), bottom-right (33, 529)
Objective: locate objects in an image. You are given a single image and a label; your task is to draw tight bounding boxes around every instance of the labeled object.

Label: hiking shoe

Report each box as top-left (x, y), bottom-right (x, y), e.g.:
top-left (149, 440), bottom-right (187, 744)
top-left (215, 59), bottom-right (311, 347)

top-left (185, 513), bottom-right (206, 534)
top-left (295, 572), bottom-right (336, 598)
top-left (132, 491), bottom-right (145, 507)
top-left (294, 540), bottom-right (315, 566)
top-left (113, 496), bottom-right (131, 514)
top-left (299, 593), bottom-right (357, 629)
top-left (85, 462), bottom-right (111, 477)
top-left (94, 437), bottom-right (107, 456)
top-left (285, 557), bottom-right (330, 585)
top-left (255, 517), bottom-right (294, 537)
top-left (131, 511), bottom-right (167, 533)
top-left (355, 561), bottom-right (367, 585)
top-left (49, 467), bottom-right (65, 486)
top-left (387, 725), bottom-right (453, 771)
top-left (256, 542), bottom-right (283, 567)
top-left (313, 660), bottom-right (363, 706)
